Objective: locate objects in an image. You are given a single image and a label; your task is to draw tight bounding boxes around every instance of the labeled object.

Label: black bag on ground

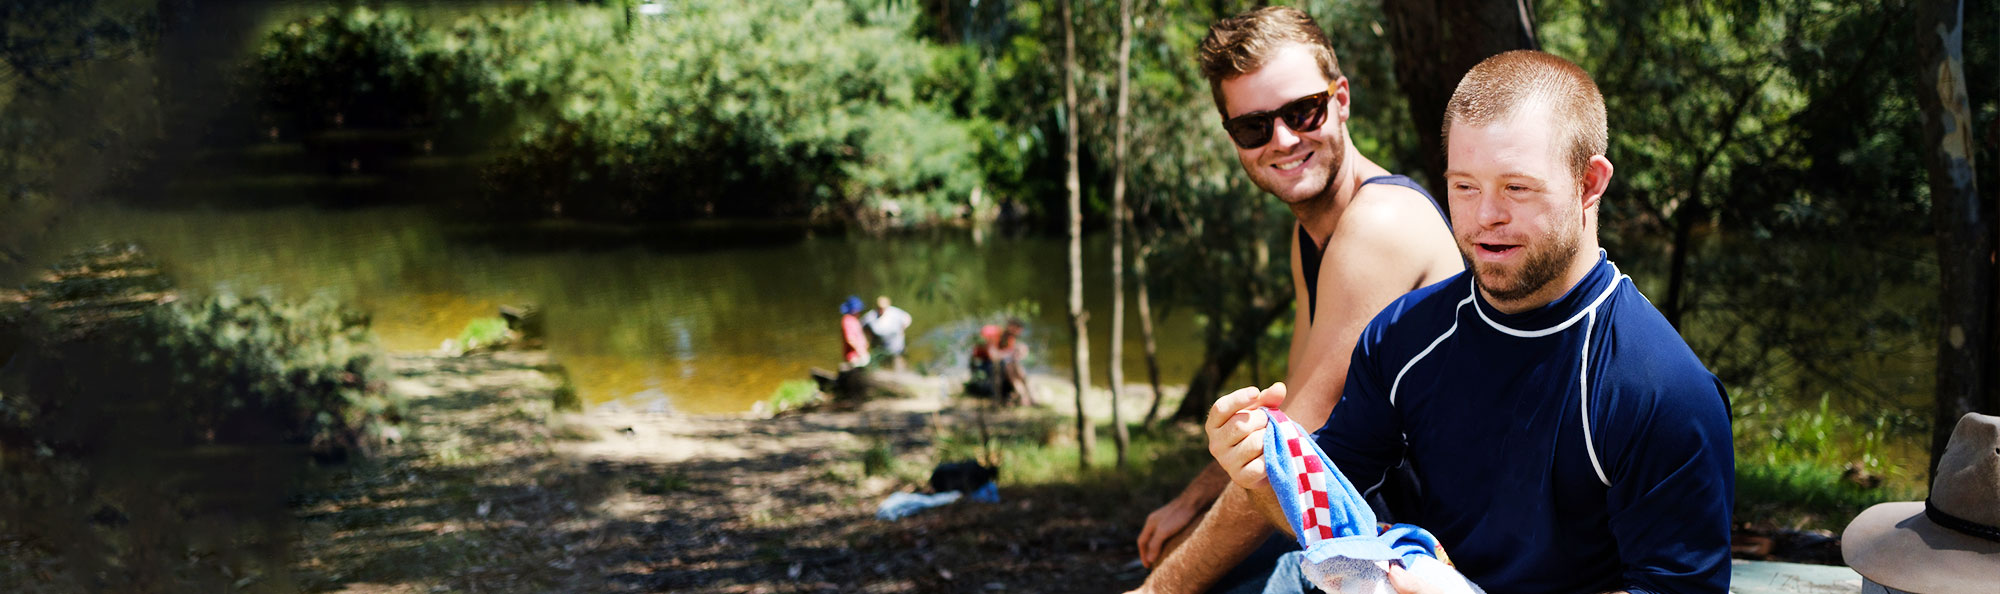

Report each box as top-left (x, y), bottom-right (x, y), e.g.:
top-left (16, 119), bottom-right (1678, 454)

top-left (928, 460), bottom-right (998, 494)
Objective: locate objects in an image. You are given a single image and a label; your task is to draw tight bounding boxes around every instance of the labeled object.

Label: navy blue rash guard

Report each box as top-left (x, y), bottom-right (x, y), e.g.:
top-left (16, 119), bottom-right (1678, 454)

top-left (1314, 252), bottom-right (1733, 594)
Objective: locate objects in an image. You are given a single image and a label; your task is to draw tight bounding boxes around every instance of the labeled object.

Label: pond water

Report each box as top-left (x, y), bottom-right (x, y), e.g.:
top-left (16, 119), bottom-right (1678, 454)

top-left (34, 206), bottom-right (1206, 415)
top-left (24, 196), bottom-right (1947, 488)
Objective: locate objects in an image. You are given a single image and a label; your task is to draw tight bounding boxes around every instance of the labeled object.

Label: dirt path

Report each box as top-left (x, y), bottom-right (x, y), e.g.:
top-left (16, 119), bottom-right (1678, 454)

top-left (293, 353), bottom-right (1195, 593)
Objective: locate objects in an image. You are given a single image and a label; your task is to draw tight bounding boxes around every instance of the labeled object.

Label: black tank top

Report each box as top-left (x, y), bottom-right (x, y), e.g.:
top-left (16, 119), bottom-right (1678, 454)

top-left (1298, 175), bottom-right (1448, 323)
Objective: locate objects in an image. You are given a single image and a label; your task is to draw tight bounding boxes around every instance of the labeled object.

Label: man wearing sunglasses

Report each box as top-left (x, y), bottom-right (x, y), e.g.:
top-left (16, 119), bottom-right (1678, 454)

top-left (1129, 7), bottom-right (1462, 594)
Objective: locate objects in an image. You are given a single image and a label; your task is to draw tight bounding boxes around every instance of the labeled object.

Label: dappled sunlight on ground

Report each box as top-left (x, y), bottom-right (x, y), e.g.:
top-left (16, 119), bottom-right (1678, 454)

top-left (292, 355), bottom-right (1197, 592)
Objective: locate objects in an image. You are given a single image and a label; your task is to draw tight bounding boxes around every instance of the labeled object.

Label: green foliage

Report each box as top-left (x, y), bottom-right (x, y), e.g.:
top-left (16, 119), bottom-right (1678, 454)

top-left (550, 373), bottom-right (582, 412)
top-left (1733, 391), bottom-right (1926, 483)
top-left (1732, 389), bottom-right (1927, 530)
top-left (931, 409), bottom-right (1210, 486)
top-left (1, 246), bottom-right (396, 458)
top-left (766, 379), bottom-right (825, 414)
top-left (252, 1), bottom-right (987, 224)
top-left (862, 436), bottom-right (895, 476)
top-left (1736, 462), bottom-right (1917, 531)
top-left (254, 7), bottom-right (435, 129)
top-left (4, 301), bottom-right (391, 456)
top-left (0, 0), bottom-right (165, 278)
top-left (456, 316), bottom-right (510, 349)
top-left (628, 471), bottom-right (691, 495)
top-left (1547, 0), bottom-right (1939, 239)
top-left (1541, 0), bottom-right (1989, 484)
top-left (132, 293), bottom-right (397, 452)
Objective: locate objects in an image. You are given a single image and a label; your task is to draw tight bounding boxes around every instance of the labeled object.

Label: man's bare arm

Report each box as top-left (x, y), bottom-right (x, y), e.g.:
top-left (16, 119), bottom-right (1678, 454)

top-left (1287, 196), bottom-right (1460, 433)
top-left (1137, 202), bottom-right (1457, 591)
top-left (1133, 487), bottom-right (1274, 594)
top-left (1239, 481), bottom-right (1292, 540)
top-left (1139, 228), bottom-right (1323, 568)
top-left (1137, 463), bottom-right (1230, 567)
top-left (1129, 385), bottom-right (1288, 594)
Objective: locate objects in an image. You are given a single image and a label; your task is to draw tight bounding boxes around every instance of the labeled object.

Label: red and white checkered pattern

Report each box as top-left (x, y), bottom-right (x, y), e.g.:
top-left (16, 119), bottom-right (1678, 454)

top-left (1268, 408), bottom-right (1335, 544)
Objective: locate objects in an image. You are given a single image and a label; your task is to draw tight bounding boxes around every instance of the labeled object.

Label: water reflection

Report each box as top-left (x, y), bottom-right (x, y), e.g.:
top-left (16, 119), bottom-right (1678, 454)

top-left (39, 206), bottom-right (1205, 414)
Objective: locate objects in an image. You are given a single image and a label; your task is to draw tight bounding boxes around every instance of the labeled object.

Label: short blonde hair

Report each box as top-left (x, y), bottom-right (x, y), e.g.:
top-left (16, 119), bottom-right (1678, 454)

top-left (1195, 6), bottom-right (1342, 118)
top-left (1442, 50), bottom-right (1607, 183)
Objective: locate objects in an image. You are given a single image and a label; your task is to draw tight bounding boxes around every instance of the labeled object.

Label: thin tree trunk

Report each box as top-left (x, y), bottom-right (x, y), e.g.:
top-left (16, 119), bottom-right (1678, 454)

top-left (1060, 0), bottom-right (1094, 468)
top-left (1249, 330), bottom-right (1261, 387)
top-left (1663, 82), bottom-right (1759, 330)
top-left (1173, 292), bottom-right (1295, 422)
top-left (1663, 200), bottom-right (1698, 329)
top-left (1383, 0), bottom-right (1539, 194)
top-left (1137, 239), bottom-right (1167, 428)
top-left (1914, 0), bottom-right (1992, 476)
top-left (1108, 0), bottom-right (1133, 467)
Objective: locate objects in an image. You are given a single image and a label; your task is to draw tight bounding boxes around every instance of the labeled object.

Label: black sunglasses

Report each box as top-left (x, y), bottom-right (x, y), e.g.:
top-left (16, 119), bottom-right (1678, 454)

top-left (1221, 85), bottom-right (1334, 149)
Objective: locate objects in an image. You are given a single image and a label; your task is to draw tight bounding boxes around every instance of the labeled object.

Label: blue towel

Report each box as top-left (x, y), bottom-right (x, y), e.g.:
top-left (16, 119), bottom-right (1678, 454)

top-left (1258, 407), bottom-right (1483, 593)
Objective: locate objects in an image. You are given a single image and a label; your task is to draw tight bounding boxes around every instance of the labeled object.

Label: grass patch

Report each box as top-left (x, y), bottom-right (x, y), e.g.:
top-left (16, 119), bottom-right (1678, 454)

top-left (861, 437), bottom-right (895, 477)
top-left (550, 373), bottom-right (582, 412)
top-left (628, 471), bottom-right (690, 495)
top-left (456, 316), bottom-right (511, 349)
top-left (1736, 461), bottom-right (1917, 530)
top-left (766, 379), bottom-right (825, 414)
top-left (931, 408), bottom-right (1211, 490)
top-left (1731, 391), bottom-right (1928, 531)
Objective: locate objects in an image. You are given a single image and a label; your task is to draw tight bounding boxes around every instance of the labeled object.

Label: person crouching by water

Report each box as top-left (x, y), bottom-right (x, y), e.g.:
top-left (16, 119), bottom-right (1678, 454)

top-left (839, 295), bottom-right (872, 370)
top-left (994, 318), bottom-right (1036, 407)
top-left (969, 324), bottom-right (1006, 400)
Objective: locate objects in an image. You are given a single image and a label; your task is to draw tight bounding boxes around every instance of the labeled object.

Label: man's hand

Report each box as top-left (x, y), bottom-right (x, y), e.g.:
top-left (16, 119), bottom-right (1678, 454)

top-left (1137, 498), bottom-right (1198, 568)
top-left (1205, 382), bottom-right (1288, 490)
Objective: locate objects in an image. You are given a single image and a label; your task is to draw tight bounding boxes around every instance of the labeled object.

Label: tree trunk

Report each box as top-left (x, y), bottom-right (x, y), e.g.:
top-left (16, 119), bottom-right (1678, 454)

top-left (1914, 0), bottom-right (1993, 477)
top-left (1107, 0), bottom-right (1133, 467)
top-left (1663, 200), bottom-right (1699, 330)
top-left (1382, 0), bottom-right (1539, 194)
top-left (1136, 239), bottom-right (1167, 428)
top-left (1173, 292), bottom-right (1295, 422)
top-left (1249, 329), bottom-right (1262, 387)
top-left (1060, 0), bottom-right (1094, 468)
top-left (1663, 82), bottom-right (1759, 331)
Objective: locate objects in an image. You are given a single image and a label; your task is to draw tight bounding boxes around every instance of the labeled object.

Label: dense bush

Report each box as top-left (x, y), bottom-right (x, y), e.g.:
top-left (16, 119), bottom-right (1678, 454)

top-left (253, 1), bottom-right (985, 224)
top-left (133, 294), bottom-right (393, 454)
top-left (0, 247), bottom-right (396, 459)
top-left (0, 245), bottom-right (396, 591)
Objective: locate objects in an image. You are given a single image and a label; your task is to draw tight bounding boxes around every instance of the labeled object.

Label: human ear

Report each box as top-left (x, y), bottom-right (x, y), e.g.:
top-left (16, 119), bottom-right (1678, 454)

top-left (1333, 76), bottom-right (1351, 124)
top-left (1579, 155), bottom-right (1614, 211)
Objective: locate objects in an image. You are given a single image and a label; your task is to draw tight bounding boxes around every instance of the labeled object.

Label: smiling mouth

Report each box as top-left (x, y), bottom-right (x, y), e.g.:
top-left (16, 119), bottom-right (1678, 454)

top-left (1477, 243), bottom-right (1519, 255)
top-left (1272, 151), bottom-right (1313, 172)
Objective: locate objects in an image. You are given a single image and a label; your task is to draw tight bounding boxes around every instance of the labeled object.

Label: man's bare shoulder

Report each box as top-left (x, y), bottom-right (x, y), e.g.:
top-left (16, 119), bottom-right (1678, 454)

top-left (1327, 183), bottom-right (1452, 252)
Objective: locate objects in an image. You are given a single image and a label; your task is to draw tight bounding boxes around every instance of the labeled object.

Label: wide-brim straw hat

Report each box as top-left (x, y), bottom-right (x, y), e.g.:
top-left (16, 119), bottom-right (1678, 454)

top-left (1842, 413), bottom-right (2000, 594)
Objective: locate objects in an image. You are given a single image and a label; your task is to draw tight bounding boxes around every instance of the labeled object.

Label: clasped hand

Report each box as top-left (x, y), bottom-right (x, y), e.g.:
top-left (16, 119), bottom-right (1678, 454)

top-left (1204, 382), bottom-right (1288, 491)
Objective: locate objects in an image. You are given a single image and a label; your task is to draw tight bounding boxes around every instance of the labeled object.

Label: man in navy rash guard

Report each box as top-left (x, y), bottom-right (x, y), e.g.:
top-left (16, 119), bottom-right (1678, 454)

top-left (1204, 50), bottom-right (1734, 594)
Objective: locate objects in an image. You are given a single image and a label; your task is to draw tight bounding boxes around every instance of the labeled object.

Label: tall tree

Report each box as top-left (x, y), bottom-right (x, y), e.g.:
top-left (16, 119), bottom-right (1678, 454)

top-left (1381, 0), bottom-right (1538, 194)
top-left (1060, 0), bottom-right (1095, 467)
top-left (1135, 232), bottom-right (1166, 428)
top-left (1913, 0), bottom-right (1993, 474)
top-left (1107, 0), bottom-right (1133, 466)
top-left (1170, 291), bottom-right (1292, 422)
top-left (0, 0), bottom-right (162, 277)
top-left (1564, 0), bottom-right (1808, 331)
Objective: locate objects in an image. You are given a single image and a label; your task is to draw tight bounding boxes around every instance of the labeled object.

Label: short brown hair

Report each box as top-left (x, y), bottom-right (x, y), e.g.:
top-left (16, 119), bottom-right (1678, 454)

top-left (1442, 50), bottom-right (1607, 183)
top-left (1196, 6), bottom-right (1342, 118)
